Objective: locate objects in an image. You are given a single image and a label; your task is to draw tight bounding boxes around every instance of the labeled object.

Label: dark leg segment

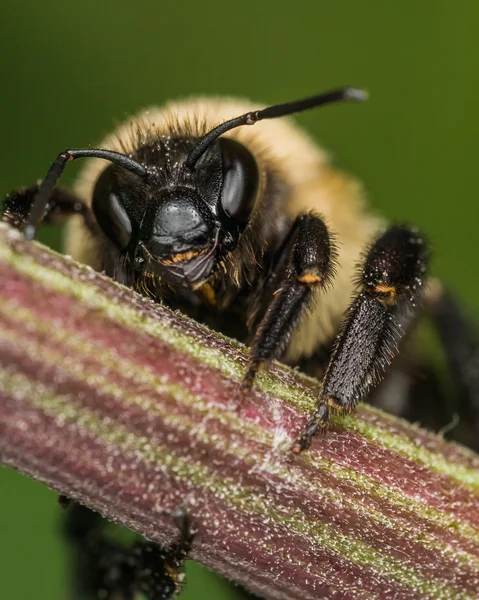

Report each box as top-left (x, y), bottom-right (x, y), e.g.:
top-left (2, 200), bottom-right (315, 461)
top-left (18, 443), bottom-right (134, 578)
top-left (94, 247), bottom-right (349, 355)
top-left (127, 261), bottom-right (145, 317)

top-left (2, 184), bottom-right (96, 233)
top-left (243, 212), bottom-right (337, 389)
top-left (293, 225), bottom-right (429, 452)
top-left (63, 502), bottom-right (194, 600)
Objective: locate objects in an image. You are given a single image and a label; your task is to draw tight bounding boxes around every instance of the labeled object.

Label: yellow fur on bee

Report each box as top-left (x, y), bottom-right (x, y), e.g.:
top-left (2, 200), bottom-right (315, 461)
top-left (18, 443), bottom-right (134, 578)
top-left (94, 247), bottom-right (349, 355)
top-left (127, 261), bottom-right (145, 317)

top-left (375, 284), bottom-right (396, 296)
top-left (297, 272), bottom-right (322, 285)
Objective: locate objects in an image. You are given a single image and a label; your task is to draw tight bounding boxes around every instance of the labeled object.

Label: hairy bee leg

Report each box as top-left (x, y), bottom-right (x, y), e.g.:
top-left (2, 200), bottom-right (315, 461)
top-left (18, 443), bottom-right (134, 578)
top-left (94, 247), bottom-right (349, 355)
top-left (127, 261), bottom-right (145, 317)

top-left (63, 502), bottom-right (194, 600)
top-left (426, 282), bottom-right (479, 449)
top-left (136, 506), bottom-right (195, 600)
top-left (292, 225), bottom-right (429, 452)
top-left (2, 184), bottom-right (96, 233)
top-left (242, 213), bottom-right (337, 390)
top-left (168, 503), bottom-right (196, 563)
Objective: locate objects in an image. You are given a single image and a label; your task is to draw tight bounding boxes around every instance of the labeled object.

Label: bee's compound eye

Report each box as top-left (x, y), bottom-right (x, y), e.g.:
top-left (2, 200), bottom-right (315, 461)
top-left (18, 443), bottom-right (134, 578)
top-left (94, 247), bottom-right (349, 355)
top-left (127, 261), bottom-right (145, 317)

top-left (92, 165), bottom-right (132, 249)
top-left (218, 138), bottom-right (259, 226)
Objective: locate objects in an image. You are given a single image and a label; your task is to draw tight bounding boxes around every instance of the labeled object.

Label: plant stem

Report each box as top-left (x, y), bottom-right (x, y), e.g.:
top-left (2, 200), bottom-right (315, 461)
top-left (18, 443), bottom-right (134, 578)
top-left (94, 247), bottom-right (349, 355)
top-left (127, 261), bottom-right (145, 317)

top-left (0, 222), bottom-right (479, 599)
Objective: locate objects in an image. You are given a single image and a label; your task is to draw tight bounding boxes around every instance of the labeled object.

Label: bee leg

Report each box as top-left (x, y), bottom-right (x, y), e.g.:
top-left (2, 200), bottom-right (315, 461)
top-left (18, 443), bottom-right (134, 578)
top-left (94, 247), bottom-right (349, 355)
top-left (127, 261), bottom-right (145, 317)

top-left (136, 505), bottom-right (195, 600)
top-left (426, 281), bottom-right (479, 451)
top-left (167, 503), bottom-right (196, 564)
top-left (292, 225), bottom-right (429, 452)
top-left (2, 184), bottom-right (96, 233)
top-left (63, 502), bottom-right (194, 600)
top-left (242, 212), bottom-right (337, 390)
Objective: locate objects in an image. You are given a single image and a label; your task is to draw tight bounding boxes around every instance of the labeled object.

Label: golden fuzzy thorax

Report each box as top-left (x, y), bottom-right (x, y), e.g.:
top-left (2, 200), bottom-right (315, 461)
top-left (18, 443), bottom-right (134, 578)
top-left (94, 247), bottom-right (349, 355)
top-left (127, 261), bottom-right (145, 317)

top-left (66, 97), bottom-right (382, 362)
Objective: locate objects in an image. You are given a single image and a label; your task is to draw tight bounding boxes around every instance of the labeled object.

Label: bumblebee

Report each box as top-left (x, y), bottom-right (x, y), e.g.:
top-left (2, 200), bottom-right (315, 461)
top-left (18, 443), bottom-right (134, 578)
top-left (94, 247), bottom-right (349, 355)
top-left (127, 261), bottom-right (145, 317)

top-left (3, 87), bottom-right (479, 452)
top-left (3, 86), bottom-right (479, 597)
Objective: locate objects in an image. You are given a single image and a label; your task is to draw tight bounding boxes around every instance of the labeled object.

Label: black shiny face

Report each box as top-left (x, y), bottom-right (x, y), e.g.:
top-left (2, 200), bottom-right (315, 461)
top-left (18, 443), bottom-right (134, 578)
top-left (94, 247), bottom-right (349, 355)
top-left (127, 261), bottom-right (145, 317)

top-left (92, 136), bottom-right (259, 288)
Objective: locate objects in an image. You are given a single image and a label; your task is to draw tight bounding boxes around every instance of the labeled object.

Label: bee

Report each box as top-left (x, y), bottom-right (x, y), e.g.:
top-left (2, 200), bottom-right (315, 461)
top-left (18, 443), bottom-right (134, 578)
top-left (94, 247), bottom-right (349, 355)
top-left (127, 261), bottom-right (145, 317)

top-left (3, 86), bottom-right (479, 596)
top-left (5, 85), bottom-right (479, 450)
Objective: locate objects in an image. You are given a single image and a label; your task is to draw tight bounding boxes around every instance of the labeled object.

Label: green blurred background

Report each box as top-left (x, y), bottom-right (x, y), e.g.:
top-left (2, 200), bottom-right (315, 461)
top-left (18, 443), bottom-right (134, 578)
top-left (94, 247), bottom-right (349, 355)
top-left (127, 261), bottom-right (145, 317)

top-left (1, 1), bottom-right (478, 598)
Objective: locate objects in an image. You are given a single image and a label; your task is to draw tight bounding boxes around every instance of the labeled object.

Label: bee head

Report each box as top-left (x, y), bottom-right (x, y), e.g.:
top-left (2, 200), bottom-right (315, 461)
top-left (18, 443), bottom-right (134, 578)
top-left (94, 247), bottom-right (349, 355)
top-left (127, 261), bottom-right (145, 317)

top-left (91, 136), bottom-right (260, 288)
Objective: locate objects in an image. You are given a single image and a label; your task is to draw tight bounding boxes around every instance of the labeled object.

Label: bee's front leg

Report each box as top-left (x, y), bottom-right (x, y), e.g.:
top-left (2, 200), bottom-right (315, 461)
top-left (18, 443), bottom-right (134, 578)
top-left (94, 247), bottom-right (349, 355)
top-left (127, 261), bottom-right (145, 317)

top-left (242, 212), bottom-right (337, 390)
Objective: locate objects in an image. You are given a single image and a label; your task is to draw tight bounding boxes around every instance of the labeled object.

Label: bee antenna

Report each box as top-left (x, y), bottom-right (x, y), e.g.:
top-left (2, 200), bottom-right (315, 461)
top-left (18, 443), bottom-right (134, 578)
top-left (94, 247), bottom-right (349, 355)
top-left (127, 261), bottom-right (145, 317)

top-left (185, 87), bottom-right (368, 170)
top-left (24, 148), bottom-right (147, 241)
